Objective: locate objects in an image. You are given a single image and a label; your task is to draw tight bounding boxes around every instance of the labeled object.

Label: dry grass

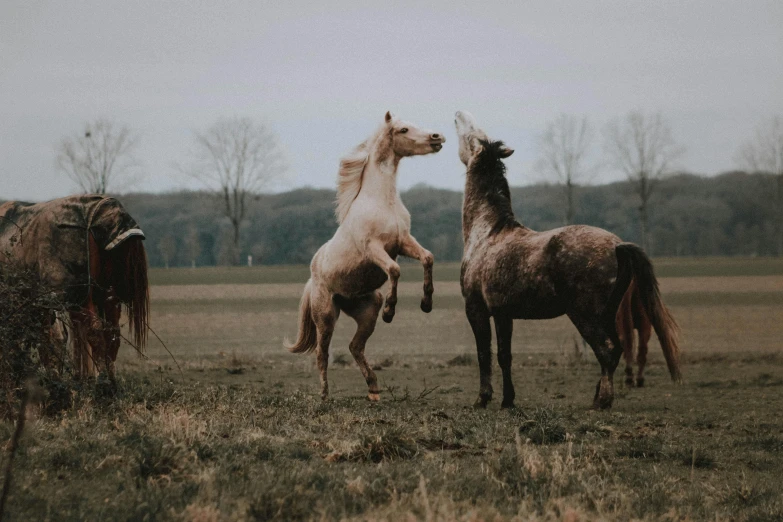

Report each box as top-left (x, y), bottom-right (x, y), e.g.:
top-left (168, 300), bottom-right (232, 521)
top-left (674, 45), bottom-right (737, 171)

top-left (1, 264), bottom-right (782, 520)
top-left (3, 355), bottom-right (781, 520)
top-left (138, 276), bottom-right (783, 373)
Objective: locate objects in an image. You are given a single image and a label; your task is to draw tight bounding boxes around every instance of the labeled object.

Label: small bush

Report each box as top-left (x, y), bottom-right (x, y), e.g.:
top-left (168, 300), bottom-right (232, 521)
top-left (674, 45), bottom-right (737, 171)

top-left (331, 353), bottom-right (351, 367)
top-left (446, 354), bottom-right (474, 367)
top-left (518, 407), bottom-right (568, 445)
top-left (132, 434), bottom-right (191, 484)
top-left (617, 436), bottom-right (665, 460)
top-left (676, 446), bottom-right (715, 469)
top-left (740, 434), bottom-right (783, 453)
top-left (333, 428), bottom-right (419, 463)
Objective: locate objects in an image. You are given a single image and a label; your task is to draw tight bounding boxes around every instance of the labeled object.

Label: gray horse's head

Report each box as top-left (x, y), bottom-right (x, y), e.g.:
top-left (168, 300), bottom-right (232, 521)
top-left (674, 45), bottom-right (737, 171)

top-left (455, 110), bottom-right (513, 165)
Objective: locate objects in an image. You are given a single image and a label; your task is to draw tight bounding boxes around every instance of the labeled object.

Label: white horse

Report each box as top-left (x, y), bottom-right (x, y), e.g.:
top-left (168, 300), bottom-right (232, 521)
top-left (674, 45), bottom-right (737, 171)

top-left (287, 111), bottom-right (445, 401)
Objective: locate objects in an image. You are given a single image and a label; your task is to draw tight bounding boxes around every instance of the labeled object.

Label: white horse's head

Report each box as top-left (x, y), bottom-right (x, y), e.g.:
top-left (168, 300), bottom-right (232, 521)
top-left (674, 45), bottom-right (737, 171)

top-left (455, 110), bottom-right (513, 165)
top-left (384, 111), bottom-right (445, 157)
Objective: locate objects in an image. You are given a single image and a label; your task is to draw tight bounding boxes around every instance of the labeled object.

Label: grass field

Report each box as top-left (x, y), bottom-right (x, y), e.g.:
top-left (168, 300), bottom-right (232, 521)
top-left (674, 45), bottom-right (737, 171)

top-left (148, 257), bottom-right (783, 286)
top-left (3, 258), bottom-right (783, 520)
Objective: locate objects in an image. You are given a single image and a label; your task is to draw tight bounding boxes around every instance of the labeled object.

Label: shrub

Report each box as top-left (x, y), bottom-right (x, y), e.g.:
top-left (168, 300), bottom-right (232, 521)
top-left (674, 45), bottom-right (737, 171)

top-left (446, 354), bottom-right (474, 367)
top-left (518, 407), bottom-right (568, 445)
top-left (0, 263), bottom-right (72, 416)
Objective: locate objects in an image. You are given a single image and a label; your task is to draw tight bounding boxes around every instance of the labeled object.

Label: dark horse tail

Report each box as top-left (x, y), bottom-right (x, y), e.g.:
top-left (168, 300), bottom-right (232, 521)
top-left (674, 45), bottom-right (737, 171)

top-left (285, 279), bottom-right (317, 354)
top-left (108, 237), bottom-right (149, 352)
top-left (614, 243), bottom-right (681, 382)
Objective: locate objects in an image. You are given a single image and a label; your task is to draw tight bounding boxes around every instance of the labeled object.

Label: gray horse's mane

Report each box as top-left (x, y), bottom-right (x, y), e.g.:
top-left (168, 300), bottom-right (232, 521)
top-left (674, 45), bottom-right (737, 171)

top-left (335, 124), bottom-right (389, 223)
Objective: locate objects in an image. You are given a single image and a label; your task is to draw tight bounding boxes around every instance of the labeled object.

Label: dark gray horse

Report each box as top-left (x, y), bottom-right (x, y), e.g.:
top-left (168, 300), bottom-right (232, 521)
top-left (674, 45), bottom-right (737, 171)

top-left (455, 111), bottom-right (681, 410)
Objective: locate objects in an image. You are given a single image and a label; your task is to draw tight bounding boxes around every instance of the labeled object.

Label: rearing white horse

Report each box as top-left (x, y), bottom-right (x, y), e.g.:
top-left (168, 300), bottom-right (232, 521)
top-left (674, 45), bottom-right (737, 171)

top-left (287, 111), bottom-right (445, 401)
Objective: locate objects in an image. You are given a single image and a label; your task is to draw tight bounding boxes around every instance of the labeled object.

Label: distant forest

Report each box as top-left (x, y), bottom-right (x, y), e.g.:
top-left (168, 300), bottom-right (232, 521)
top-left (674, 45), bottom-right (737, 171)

top-left (117, 171), bottom-right (778, 267)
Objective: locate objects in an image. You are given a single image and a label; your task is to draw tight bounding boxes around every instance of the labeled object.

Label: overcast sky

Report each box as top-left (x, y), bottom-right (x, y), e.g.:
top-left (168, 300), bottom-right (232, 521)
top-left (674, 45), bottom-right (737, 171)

top-left (2, 1), bottom-right (782, 201)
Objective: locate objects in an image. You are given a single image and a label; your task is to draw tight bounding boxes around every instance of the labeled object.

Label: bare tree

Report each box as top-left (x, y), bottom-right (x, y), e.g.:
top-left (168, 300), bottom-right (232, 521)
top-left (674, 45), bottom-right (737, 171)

top-left (185, 117), bottom-right (286, 265)
top-left (737, 116), bottom-right (783, 255)
top-left (158, 234), bottom-right (177, 269)
top-left (537, 114), bottom-right (594, 225)
top-left (604, 112), bottom-right (684, 252)
top-left (56, 119), bottom-right (140, 194)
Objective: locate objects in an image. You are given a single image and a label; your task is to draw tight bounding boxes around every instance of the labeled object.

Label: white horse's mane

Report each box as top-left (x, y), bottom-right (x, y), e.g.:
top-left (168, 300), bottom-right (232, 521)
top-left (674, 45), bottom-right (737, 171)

top-left (335, 124), bottom-right (389, 223)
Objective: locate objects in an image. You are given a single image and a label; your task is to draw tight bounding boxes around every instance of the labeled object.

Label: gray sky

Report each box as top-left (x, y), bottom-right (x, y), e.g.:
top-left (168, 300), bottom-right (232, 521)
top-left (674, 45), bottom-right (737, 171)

top-left (2, 0), bottom-right (782, 200)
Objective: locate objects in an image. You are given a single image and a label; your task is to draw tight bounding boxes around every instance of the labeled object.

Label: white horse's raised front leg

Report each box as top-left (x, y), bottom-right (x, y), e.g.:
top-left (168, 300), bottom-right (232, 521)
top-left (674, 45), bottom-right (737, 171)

top-left (366, 241), bottom-right (400, 323)
top-left (399, 234), bottom-right (434, 313)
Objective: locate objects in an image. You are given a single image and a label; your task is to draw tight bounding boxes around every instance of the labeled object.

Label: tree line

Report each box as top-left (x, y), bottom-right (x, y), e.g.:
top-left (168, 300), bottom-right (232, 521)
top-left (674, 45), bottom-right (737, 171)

top-left (52, 113), bottom-right (783, 263)
top-left (116, 170), bottom-right (780, 268)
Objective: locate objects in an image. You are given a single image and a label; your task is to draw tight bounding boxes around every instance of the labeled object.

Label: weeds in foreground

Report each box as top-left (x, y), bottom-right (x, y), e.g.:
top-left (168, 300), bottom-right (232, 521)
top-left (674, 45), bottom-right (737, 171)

top-left (0, 369), bottom-right (780, 521)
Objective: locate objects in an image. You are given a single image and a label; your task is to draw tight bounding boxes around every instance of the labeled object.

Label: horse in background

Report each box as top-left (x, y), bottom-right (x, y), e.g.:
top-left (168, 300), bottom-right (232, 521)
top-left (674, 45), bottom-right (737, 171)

top-left (287, 111), bottom-right (445, 401)
top-left (617, 279), bottom-right (659, 388)
top-left (0, 195), bottom-right (149, 382)
top-left (454, 110), bottom-right (680, 410)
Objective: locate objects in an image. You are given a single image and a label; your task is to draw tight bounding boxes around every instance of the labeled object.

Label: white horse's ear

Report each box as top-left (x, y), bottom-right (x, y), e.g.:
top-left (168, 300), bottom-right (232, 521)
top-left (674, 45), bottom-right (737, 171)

top-left (385, 111), bottom-right (395, 124)
top-left (498, 146), bottom-right (514, 158)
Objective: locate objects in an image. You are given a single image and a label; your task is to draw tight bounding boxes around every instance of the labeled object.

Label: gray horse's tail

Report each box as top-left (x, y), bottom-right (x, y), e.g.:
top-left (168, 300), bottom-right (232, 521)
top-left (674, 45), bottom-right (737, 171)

top-left (285, 279), bottom-right (317, 354)
top-left (615, 243), bottom-right (682, 382)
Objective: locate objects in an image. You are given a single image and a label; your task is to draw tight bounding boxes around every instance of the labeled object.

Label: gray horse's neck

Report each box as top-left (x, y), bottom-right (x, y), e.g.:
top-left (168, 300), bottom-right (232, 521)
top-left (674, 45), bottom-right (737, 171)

top-left (462, 165), bottom-right (520, 243)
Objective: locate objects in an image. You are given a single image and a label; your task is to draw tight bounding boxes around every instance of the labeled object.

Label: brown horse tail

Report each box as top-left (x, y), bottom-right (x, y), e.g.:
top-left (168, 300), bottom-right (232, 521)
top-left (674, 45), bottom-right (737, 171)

top-left (285, 279), bottom-right (317, 354)
top-left (615, 243), bottom-right (682, 383)
top-left (110, 238), bottom-right (149, 353)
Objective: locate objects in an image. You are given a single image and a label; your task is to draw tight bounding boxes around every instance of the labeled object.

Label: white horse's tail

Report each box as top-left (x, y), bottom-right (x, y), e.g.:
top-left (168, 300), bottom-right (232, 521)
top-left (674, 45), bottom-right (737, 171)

top-left (285, 279), bottom-right (318, 354)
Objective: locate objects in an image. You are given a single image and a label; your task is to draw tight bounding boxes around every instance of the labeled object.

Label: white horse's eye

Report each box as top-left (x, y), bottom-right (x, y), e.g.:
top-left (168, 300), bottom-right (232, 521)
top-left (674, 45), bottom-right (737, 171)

top-left (400, 128), bottom-right (408, 134)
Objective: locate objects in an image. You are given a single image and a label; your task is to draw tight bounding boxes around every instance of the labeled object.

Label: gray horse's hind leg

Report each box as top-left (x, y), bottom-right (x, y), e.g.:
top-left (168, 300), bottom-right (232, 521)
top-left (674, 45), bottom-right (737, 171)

top-left (493, 314), bottom-right (515, 408)
top-left (339, 291), bottom-right (383, 401)
top-left (466, 297), bottom-right (493, 408)
top-left (569, 314), bottom-right (624, 410)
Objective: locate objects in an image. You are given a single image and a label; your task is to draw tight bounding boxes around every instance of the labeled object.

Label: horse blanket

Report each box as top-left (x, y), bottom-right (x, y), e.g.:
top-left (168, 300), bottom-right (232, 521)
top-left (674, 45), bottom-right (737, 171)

top-left (0, 195), bottom-right (145, 306)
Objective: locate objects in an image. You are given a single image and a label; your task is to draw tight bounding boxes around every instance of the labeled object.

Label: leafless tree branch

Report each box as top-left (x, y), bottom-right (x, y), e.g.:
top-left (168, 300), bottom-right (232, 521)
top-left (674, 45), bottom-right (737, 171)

top-left (737, 116), bottom-right (783, 255)
top-left (182, 117), bottom-right (287, 264)
top-left (603, 111), bottom-right (684, 252)
top-left (537, 114), bottom-right (594, 225)
top-left (55, 120), bottom-right (141, 194)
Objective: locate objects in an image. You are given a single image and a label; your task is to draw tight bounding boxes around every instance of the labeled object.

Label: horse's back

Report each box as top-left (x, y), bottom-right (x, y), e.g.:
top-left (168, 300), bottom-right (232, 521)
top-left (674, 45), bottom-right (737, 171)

top-left (538, 225), bottom-right (622, 316)
top-left (463, 224), bottom-right (623, 319)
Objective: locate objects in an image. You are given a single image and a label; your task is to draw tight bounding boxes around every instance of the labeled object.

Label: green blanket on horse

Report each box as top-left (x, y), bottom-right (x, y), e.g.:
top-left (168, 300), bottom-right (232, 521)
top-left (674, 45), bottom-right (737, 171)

top-left (0, 195), bottom-right (145, 306)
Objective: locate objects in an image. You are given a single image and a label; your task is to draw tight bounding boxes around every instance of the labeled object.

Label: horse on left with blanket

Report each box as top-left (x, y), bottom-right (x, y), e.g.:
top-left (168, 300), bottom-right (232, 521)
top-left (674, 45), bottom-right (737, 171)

top-left (0, 195), bottom-right (149, 381)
